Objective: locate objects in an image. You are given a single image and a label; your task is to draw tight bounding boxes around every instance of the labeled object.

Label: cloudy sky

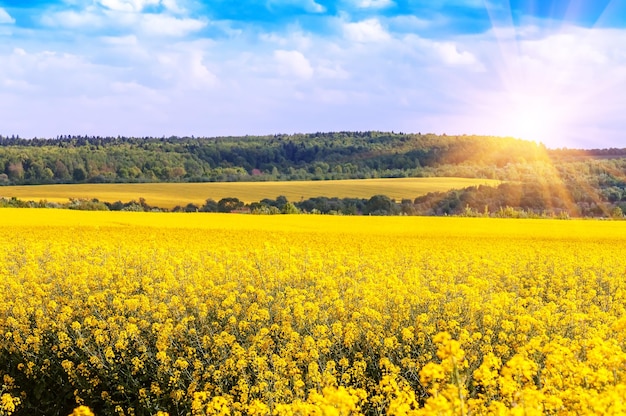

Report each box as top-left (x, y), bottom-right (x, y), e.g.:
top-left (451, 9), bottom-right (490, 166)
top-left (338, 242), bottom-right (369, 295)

top-left (0, 0), bottom-right (624, 149)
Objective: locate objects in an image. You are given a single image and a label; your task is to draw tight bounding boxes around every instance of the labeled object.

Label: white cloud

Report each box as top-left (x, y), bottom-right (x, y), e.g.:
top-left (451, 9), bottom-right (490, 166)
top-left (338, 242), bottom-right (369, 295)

top-left (432, 41), bottom-right (480, 67)
top-left (2, 78), bottom-right (36, 91)
top-left (0, 48), bottom-right (111, 99)
top-left (41, 8), bottom-right (206, 37)
top-left (188, 51), bottom-right (219, 87)
top-left (161, 0), bottom-right (185, 14)
top-left (111, 80), bottom-right (160, 97)
top-left (101, 34), bottom-right (139, 46)
top-left (3, 5), bottom-right (626, 148)
top-left (0, 7), bottom-right (16, 24)
top-left (259, 28), bottom-right (313, 50)
top-left (524, 30), bottom-right (611, 65)
top-left (387, 15), bottom-right (433, 32)
top-left (152, 44), bottom-right (219, 90)
top-left (268, 0), bottom-right (326, 13)
top-left (41, 9), bottom-right (105, 29)
top-left (343, 19), bottom-right (391, 42)
top-left (433, 26), bottom-right (626, 147)
top-left (316, 63), bottom-right (349, 79)
top-left (139, 14), bottom-right (207, 36)
top-left (98, 35), bottom-right (151, 63)
top-left (98, 0), bottom-right (160, 13)
top-left (352, 0), bottom-right (394, 9)
top-left (479, 26), bottom-right (626, 93)
top-left (400, 34), bottom-right (483, 70)
top-left (274, 50), bottom-right (314, 79)
top-left (425, 0), bottom-right (484, 8)
top-left (302, 0), bottom-right (326, 13)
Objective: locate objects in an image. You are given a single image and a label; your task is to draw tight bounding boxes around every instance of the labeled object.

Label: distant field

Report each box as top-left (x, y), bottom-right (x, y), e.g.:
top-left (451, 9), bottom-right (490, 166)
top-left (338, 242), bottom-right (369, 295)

top-left (0, 177), bottom-right (500, 209)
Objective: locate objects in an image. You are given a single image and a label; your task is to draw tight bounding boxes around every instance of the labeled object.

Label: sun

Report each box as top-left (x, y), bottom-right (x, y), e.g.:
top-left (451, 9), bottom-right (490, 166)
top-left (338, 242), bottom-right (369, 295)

top-left (492, 90), bottom-right (570, 145)
top-left (507, 93), bottom-right (561, 143)
top-left (464, 62), bottom-right (579, 147)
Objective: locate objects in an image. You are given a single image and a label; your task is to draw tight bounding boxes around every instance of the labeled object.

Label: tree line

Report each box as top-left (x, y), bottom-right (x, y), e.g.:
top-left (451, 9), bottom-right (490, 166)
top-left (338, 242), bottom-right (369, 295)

top-left (3, 181), bottom-right (625, 218)
top-left (2, 132), bottom-right (626, 218)
top-left (0, 132), bottom-right (556, 185)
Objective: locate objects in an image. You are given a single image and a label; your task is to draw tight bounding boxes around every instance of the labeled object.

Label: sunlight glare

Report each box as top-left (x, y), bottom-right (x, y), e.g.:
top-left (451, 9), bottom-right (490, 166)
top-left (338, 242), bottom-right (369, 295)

top-left (477, 0), bottom-right (623, 148)
top-left (500, 92), bottom-right (564, 144)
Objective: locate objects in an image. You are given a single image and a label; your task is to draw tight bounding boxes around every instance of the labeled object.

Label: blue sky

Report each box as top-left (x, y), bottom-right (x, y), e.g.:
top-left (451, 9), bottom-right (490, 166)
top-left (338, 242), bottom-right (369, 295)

top-left (0, 0), bottom-right (625, 148)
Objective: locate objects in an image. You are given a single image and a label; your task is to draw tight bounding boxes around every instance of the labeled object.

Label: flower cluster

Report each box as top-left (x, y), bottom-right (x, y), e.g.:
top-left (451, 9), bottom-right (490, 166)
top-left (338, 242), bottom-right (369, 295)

top-left (1, 210), bottom-right (626, 415)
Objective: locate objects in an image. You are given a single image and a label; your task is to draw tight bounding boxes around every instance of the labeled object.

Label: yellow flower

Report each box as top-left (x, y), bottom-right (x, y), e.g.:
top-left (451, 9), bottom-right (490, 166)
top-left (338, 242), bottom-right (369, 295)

top-left (69, 405), bottom-right (94, 416)
top-left (1, 394), bottom-right (20, 415)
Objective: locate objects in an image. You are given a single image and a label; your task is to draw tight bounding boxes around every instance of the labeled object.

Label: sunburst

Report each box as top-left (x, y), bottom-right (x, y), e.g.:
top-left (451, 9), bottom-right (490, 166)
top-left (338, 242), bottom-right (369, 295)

top-left (475, 0), bottom-right (623, 148)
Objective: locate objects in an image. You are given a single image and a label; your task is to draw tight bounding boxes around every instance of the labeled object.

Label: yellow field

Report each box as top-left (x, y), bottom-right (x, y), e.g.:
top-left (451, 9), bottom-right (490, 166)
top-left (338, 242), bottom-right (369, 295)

top-left (0, 177), bottom-right (500, 208)
top-left (1, 209), bottom-right (626, 415)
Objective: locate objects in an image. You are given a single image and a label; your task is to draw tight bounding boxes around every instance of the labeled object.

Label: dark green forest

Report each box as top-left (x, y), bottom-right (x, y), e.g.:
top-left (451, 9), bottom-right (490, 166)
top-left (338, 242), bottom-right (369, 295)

top-left (0, 132), bottom-right (556, 183)
top-left (1, 132), bottom-right (626, 217)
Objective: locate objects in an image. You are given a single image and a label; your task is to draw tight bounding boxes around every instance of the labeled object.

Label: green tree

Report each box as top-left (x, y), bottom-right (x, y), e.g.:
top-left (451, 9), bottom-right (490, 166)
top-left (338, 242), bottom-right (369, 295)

top-left (41, 168), bottom-right (55, 182)
top-left (72, 167), bottom-right (86, 182)
top-left (365, 195), bottom-right (398, 215)
top-left (282, 202), bottom-right (300, 214)
top-left (217, 197), bottom-right (244, 213)
top-left (201, 199), bottom-right (218, 212)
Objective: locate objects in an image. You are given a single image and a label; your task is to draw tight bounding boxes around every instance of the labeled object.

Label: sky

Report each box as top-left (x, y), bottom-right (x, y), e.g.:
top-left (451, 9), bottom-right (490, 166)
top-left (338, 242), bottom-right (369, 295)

top-left (0, 0), bottom-right (625, 149)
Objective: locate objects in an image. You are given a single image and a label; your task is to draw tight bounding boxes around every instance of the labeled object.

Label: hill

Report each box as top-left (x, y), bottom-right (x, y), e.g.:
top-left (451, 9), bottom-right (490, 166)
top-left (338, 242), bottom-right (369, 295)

top-left (0, 132), bottom-right (549, 184)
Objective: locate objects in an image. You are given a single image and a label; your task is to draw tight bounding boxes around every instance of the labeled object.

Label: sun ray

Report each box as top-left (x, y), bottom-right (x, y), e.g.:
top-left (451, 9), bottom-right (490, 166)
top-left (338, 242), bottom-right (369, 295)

top-left (478, 2), bottom-right (561, 144)
top-left (482, 0), bottom-right (521, 81)
top-left (470, 1), bottom-right (626, 216)
top-left (559, 160), bottom-right (613, 216)
top-left (434, 1), bottom-right (623, 149)
top-left (471, 0), bottom-right (626, 148)
top-left (559, 0), bottom-right (625, 100)
top-left (579, 0), bottom-right (622, 27)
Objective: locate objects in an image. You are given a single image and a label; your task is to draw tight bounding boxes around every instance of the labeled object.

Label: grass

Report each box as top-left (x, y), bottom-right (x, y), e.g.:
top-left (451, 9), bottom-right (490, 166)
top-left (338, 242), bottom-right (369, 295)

top-left (0, 177), bottom-right (501, 209)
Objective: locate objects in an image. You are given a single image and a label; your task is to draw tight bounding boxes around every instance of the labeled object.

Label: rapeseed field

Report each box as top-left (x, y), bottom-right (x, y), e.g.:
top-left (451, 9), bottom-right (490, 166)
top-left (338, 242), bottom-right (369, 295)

top-left (1, 209), bottom-right (625, 415)
top-left (0, 177), bottom-right (500, 208)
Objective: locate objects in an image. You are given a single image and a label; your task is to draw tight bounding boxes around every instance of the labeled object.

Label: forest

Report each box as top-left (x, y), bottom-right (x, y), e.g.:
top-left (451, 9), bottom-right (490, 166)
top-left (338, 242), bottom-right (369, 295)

top-left (0, 132), bottom-right (559, 183)
top-left (1, 132), bottom-right (626, 217)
